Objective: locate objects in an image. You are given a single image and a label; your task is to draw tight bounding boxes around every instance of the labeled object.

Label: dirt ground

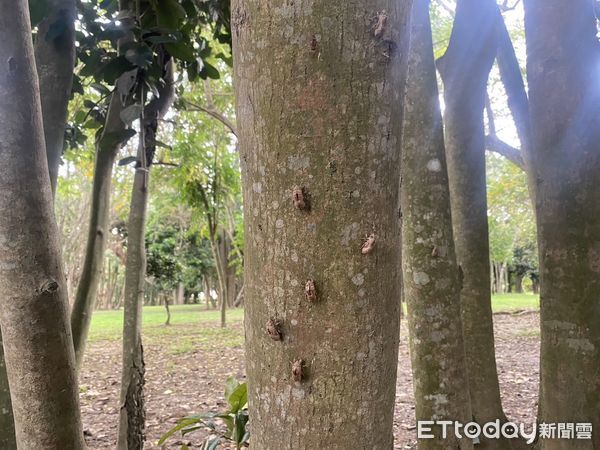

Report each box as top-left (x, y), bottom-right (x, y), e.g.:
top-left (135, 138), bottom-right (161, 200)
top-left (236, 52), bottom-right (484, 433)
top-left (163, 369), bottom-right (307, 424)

top-left (79, 312), bottom-right (540, 449)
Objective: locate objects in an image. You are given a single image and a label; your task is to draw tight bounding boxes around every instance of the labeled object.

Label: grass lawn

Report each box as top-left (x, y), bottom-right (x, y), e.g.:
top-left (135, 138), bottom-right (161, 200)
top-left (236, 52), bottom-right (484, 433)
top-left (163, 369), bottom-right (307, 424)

top-left (87, 293), bottom-right (539, 344)
top-left (491, 293), bottom-right (539, 312)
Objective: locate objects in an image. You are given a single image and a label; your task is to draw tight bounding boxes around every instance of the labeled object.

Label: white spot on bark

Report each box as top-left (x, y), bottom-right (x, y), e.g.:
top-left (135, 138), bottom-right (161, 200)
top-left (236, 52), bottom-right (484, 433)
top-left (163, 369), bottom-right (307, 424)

top-left (352, 190), bottom-right (360, 198)
top-left (252, 182), bottom-right (262, 193)
top-left (566, 338), bottom-right (595, 353)
top-left (291, 319), bottom-right (298, 326)
top-left (352, 273), bottom-right (365, 286)
top-left (427, 159), bottom-right (442, 172)
top-left (424, 394), bottom-right (449, 405)
top-left (288, 155), bottom-right (310, 170)
top-left (292, 388), bottom-right (305, 399)
top-left (413, 272), bottom-right (430, 285)
top-left (291, 251), bottom-right (299, 262)
top-left (276, 219), bottom-right (284, 229)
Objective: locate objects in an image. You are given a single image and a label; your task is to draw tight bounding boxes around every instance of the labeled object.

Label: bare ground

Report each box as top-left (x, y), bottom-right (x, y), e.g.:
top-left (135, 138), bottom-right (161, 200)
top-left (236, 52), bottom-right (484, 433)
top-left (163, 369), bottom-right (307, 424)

top-left (79, 311), bottom-right (540, 449)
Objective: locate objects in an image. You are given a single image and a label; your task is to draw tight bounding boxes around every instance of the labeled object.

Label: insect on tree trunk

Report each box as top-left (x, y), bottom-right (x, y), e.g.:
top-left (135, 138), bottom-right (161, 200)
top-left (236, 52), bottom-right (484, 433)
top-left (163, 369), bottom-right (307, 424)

top-left (0, 1), bottom-right (85, 448)
top-left (401, 1), bottom-right (473, 448)
top-left (232, 0), bottom-right (411, 447)
top-left (524, 0), bottom-right (600, 446)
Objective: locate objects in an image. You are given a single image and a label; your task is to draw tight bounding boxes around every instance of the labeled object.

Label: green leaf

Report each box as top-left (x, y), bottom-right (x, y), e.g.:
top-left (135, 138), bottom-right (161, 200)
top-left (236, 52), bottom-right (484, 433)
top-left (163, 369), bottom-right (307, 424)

top-left (158, 417), bottom-right (202, 445)
top-left (199, 63), bottom-right (220, 80)
top-left (125, 44), bottom-right (154, 68)
top-left (224, 377), bottom-right (239, 401)
top-left (120, 104), bottom-right (143, 125)
top-left (165, 42), bottom-right (195, 62)
top-left (154, 0), bottom-right (187, 29)
top-left (101, 56), bottom-right (135, 85)
top-left (99, 128), bottom-right (136, 151)
top-left (233, 411), bottom-right (249, 444)
top-left (226, 383), bottom-right (247, 413)
top-left (118, 156), bottom-right (137, 166)
top-left (29, 0), bottom-right (51, 26)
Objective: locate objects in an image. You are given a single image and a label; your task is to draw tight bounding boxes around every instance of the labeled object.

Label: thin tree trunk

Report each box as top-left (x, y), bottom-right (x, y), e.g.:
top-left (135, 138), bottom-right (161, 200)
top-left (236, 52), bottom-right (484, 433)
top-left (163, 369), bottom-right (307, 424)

top-left (0, 2), bottom-right (85, 447)
top-left (524, 0), bottom-right (600, 446)
top-left (117, 58), bottom-right (174, 450)
top-left (402, 1), bottom-right (472, 447)
top-left (71, 98), bottom-right (124, 368)
top-left (116, 138), bottom-right (149, 450)
top-left (437, 0), bottom-right (511, 446)
top-left (232, 0), bottom-right (411, 447)
top-left (34, 0), bottom-right (76, 195)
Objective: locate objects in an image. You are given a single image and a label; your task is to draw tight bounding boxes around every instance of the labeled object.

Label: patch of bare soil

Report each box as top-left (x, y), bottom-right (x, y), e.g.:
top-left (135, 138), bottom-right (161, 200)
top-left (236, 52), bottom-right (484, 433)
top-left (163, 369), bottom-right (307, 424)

top-left (79, 313), bottom-right (540, 449)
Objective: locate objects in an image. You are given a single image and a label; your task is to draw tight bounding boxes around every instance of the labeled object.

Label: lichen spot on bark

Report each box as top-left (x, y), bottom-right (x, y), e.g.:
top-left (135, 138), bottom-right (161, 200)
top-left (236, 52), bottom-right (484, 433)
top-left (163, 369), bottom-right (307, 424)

top-left (426, 159), bottom-right (442, 172)
top-left (413, 272), bottom-right (431, 286)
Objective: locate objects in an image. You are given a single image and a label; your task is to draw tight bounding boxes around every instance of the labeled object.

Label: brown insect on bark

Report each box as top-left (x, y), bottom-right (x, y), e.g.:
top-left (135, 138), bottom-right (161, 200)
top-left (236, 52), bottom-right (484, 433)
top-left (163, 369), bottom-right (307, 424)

top-left (266, 318), bottom-right (283, 341)
top-left (304, 279), bottom-right (317, 303)
top-left (310, 34), bottom-right (319, 53)
top-left (361, 233), bottom-right (376, 254)
top-left (292, 186), bottom-right (309, 210)
top-left (292, 359), bottom-right (304, 382)
top-left (431, 246), bottom-right (439, 258)
top-left (373, 10), bottom-right (388, 38)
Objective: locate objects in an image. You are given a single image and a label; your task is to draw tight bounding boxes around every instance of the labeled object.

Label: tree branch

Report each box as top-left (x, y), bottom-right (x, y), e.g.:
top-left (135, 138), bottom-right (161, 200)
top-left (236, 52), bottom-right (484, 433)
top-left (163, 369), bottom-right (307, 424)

top-left (183, 100), bottom-right (238, 137)
top-left (485, 135), bottom-right (525, 169)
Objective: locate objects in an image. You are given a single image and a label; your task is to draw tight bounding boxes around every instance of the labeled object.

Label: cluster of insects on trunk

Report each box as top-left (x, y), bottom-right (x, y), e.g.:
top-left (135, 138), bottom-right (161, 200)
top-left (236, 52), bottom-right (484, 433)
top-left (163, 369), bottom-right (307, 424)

top-left (266, 185), bottom-right (379, 384)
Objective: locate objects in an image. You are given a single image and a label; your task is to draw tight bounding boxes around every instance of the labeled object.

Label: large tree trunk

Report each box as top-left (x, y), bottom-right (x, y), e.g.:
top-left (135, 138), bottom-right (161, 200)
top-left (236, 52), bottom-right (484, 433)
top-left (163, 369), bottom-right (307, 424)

top-left (0, 2), bottom-right (85, 448)
top-left (232, 0), bottom-right (411, 447)
top-left (401, 1), bottom-right (472, 448)
top-left (34, 0), bottom-right (76, 195)
top-left (437, 0), bottom-right (510, 446)
top-left (524, 0), bottom-right (600, 447)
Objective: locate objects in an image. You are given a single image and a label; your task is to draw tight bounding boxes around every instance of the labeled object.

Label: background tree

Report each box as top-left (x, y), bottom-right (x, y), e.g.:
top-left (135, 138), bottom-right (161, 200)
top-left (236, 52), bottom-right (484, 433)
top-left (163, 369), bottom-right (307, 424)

top-left (437, 1), bottom-right (512, 443)
top-left (402, 1), bottom-right (472, 448)
top-left (524, 0), bottom-right (600, 445)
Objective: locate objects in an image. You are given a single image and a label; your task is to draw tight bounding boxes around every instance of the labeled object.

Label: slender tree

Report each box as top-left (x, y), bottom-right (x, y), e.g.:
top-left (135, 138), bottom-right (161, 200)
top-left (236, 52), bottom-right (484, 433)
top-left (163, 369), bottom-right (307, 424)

top-left (0, 1), bottom-right (85, 448)
top-left (117, 59), bottom-right (175, 449)
top-left (437, 1), bottom-right (513, 445)
top-left (402, 1), bottom-right (472, 448)
top-left (70, 0), bottom-right (131, 369)
top-left (232, 0), bottom-right (411, 447)
top-left (524, 0), bottom-right (600, 446)
top-left (34, 0), bottom-right (77, 195)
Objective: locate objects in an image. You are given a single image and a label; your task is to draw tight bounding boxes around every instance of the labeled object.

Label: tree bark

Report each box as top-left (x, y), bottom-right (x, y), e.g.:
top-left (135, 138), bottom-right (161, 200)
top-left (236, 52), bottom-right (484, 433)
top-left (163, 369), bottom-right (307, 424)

top-left (524, 0), bottom-right (600, 447)
top-left (437, 0), bottom-right (511, 446)
top-left (117, 59), bottom-right (174, 450)
top-left (71, 94), bottom-right (125, 370)
top-left (232, 0), bottom-right (411, 447)
top-left (0, 331), bottom-right (14, 449)
top-left (0, 2), bottom-right (85, 448)
top-left (116, 137), bottom-right (148, 450)
top-left (34, 0), bottom-right (76, 196)
top-left (401, 1), bottom-right (472, 448)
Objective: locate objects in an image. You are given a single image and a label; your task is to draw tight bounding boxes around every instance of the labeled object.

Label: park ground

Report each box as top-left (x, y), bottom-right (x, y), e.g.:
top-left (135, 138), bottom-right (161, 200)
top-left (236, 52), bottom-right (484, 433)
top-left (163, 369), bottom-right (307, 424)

top-left (79, 294), bottom-right (540, 449)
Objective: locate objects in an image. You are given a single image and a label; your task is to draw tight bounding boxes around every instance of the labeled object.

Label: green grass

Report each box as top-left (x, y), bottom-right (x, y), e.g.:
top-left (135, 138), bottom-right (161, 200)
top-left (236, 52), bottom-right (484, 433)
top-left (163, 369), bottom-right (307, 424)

top-left (88, 294), bottom-right (539, 347)
top-left (491, 293), bottom-right (539, 312)
top-left (88, 305), bottom-right (244, 344)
